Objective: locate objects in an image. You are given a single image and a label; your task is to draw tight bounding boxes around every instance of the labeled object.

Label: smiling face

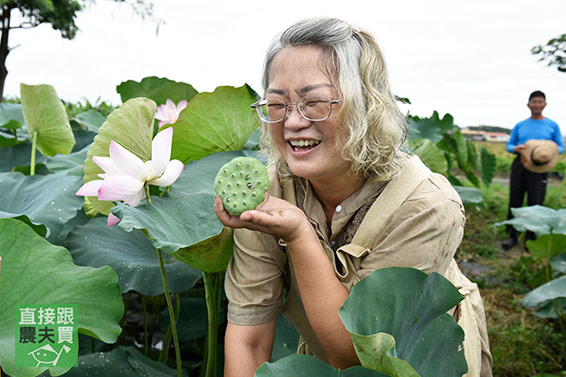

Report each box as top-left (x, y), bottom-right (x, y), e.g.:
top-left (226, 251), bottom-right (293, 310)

top-left (267, 45), bottom-right (351, 184)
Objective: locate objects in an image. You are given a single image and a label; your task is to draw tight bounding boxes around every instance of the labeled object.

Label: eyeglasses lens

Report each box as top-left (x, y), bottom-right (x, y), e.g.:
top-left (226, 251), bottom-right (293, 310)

top-left (258, 97), bottom-right (332, 123)
top-left (299, 98), bottom-right (331, 121)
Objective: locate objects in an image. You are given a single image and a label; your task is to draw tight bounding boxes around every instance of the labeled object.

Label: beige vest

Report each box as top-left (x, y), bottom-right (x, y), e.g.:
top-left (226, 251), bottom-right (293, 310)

top-left (279, 155), bottom-right (492, 376)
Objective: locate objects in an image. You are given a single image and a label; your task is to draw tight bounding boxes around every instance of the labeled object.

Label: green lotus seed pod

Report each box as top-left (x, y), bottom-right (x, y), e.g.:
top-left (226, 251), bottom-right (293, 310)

top-left (214, 157), bottom-right (270, 216)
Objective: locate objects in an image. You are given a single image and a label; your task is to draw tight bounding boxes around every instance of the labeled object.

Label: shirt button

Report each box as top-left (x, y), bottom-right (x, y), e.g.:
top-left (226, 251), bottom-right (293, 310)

top-left (331, 240), bottom-right (336, 247)
top-left (336, 205), bottom-right (342, 213)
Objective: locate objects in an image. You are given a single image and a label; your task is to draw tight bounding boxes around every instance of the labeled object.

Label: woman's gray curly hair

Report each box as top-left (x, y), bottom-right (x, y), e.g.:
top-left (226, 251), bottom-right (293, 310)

top-left (259, 17), bottom-right (407, 182)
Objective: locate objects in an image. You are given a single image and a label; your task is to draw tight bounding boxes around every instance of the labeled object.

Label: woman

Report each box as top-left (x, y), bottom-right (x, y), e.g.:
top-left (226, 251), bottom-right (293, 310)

top-left (214, 17), bottom-right (492, 377)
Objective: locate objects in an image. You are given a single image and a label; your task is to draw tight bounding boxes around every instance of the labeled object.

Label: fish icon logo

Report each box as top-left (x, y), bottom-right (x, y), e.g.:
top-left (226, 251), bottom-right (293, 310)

top-left (27, 344), bottom-right (71, 367)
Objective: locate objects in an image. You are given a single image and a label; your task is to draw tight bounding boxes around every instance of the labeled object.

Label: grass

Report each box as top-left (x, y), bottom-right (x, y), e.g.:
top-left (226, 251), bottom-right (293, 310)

top-left (458, 175), bottom-right (566, 376)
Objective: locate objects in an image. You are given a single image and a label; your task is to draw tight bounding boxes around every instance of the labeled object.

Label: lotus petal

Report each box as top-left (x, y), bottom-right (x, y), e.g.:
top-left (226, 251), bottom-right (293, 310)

top-left (109, 141), bottom-right (148, 181)
top-left (176, 99), bottom-right (188, 111)
top-left (155, 99), bottom-right (187, 128)
top-left (150, 160), bottom-right (184, 186)
top-left (155, 99), bottom-right (176, 123)
top-left (76, 180), bottom-right (103, 197)
top-left (98, 175), bottom-right (144, 202)
top-left (150, 127), bottom-right (173, 179)
top-left (92, 156), bottom-right (123, 176)
top-left (107, 212), bottom-right (120, 227)
top-left (123, 188), bottom-right (146, 207)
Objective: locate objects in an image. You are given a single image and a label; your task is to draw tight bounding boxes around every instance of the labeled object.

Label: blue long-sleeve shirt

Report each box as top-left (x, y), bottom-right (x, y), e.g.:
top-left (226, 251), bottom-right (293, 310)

top-left (506, 117), bottom-right (564, 154)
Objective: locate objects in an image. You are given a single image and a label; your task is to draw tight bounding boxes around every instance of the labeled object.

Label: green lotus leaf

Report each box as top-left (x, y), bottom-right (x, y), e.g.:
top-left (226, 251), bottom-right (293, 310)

top-left (448, 130), bottom-right (469, 168)
top-left (244, 128), bottom-right (261, 150)
top-left (0, 172), bottom-right (84, 242)
top-left (522, 275), bottom-right (566, 319)
top-left (340, 267), bottom-right (467, 377)
top-left (113, 151), bottom-right (252, 271)
top-left (0, 213), bottom-right (47, 237)
top-left (479, 146), bottom-right (496, 186)
top-left (66, 217), bottom-right (202, 295)
top-left (72, 128), bottom-right (97, 153)
top-left (271, 314), bottom-right (300, 362)
top-left (528, 298), bottom-right (566, 319)
top-left (0, 103), bottom-right (26, 147)
top-left (0, 218), bottom-right (124, 377)
top-left (525, 234), bottom-right (566, 261)
top-left (20, 83), bottom-right (75, 156)
top-left (408, 118), bottom-right (444, 143)
top-left (71, 109), bottom-right (107, 133)
top-left (62, 346), bottom-right (187, 377)
top-left (453, 186), bottom-right (483, 205)
top-left (411, 139), bottom-right (448, 174)
top-left (0, 141), bottom-right (47, 172)
top-left (340, 367), bottom-right (392, 377)
top-left (113, 190), bottom-right (220, 253)
top-left (50, 209), bottom-right (90, 246)
top-left (46, 145), bottom-right (89, 176)
top-left (551, 253), bottom-right (566, 274)
top-left (0, 102), bottom-right (25, 129)
top-left (172, 226), bottom-right (234, 273)
top-left (255, 354), bottom-right (389, 377)
top-left (256, 354), bottom-right (339, 377)
top-left (171, 85), bottom-right (260, 162)
top-left (495, 205), bottom-right (566, 235)
top-left (83, 97), bottom-right (155, 216)
top-left (0, 130), bottom-right (17, 147)
top-left (348, 332), bottom-right (418, 376)
top-left (117, 76), bottom-right (198, 106)
top-left (408, 111), bottom-right (454, 142)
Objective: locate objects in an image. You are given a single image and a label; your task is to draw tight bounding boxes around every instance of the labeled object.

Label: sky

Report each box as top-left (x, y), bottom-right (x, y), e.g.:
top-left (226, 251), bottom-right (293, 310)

top-left (5, 0), bottom-right (566, 133)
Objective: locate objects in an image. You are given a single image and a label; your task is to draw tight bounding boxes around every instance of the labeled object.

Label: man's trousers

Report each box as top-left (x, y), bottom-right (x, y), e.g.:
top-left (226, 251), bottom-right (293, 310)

top-left (506, 156), bottom-right (548, 241)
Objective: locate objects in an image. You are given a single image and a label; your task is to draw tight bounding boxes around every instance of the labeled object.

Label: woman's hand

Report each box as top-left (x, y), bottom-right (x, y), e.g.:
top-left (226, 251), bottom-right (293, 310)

top-left (214, 194), bottom-right (310, 244)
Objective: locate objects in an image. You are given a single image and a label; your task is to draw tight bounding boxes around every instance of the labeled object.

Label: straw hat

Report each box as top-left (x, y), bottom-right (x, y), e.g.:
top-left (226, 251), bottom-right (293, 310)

top-left (521, 139), bottom-right (559, 173)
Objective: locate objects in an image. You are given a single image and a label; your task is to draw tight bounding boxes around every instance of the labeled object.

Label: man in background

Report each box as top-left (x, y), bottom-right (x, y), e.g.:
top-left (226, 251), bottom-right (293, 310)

top-left (502, 90), bottom-right (564, 250)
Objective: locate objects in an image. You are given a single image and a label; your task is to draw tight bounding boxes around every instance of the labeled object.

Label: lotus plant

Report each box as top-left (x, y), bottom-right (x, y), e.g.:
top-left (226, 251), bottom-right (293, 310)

top-left (155, 99), bottom-right (188, 128)
top-left (76, 127), bottom-right (184, 226)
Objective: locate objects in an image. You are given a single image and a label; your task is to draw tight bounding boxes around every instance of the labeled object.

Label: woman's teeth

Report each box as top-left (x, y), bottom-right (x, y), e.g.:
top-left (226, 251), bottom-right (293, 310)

top-left (289, 139), bottom-right (320, 151)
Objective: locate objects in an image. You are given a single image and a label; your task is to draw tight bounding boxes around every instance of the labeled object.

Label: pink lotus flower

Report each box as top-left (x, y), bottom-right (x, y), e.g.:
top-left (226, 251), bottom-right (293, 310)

top-left (155, 99), bottom-right (188, 128)
top-left (76, 127), bottom-right (184, 226)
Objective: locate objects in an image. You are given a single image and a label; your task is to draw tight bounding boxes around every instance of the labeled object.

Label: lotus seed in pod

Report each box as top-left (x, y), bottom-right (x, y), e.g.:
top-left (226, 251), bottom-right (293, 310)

top-left (214, 157), bottom-right (270, 215)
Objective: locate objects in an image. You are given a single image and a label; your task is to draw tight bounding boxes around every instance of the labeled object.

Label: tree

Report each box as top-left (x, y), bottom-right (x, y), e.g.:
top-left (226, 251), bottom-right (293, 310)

top-left (531, 34), bottom-right (566, 74)
top-left (0, 0), bottom-right (156, 102)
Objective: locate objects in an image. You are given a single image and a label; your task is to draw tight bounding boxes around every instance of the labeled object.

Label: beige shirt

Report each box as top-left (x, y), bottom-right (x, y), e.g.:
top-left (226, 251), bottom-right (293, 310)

top-left (225, 161), bottom-right (466, 362)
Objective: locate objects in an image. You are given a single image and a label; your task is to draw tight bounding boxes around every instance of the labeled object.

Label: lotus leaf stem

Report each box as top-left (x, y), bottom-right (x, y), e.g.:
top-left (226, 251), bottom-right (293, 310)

top-left (203, 271), bottom-right (222, 377)
top-left (142, 294), bottom-right (148, 356)
top-left (157, 248), bottom-right (182, 377)
top-left (30, 131), bottom-right (37, 176)
top-left (145, 183), bottom-right (152, 204)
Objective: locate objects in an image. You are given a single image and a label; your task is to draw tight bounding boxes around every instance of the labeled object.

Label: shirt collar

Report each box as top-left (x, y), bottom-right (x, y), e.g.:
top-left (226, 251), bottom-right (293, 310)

top-left (294, 177), bottom-right (387, 240)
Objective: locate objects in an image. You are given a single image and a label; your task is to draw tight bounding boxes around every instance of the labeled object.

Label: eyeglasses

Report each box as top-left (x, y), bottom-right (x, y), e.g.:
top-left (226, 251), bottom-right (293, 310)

top-left (251, 96), bottom-right (342, 123)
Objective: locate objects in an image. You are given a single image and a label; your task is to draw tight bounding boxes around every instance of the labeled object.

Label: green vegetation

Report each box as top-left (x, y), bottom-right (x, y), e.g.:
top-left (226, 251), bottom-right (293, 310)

top-left (458, 143), bottom-right (566, 376)
top-left (532, 33), bottom-right (566, 73)
top-left (2, 85), bottom-right (565, 376)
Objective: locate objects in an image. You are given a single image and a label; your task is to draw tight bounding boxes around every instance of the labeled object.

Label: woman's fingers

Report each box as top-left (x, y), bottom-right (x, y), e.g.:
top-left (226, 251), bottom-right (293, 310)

top-left (214, 196), bottom-right (274, 230)
top-left (239, 208), bottom-right (283, 225)
top-left (214, 196), bottom-right (242, 227)
top-left (214, 194), bottom-right (308, 240)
